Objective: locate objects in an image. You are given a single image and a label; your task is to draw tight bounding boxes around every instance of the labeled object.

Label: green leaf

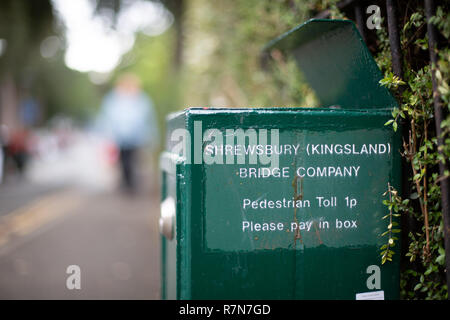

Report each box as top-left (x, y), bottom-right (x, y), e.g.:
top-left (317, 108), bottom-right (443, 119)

top-left (436, 253), bottom-right (445, 266)
top-left (410, 192), bottom-right (419, 200)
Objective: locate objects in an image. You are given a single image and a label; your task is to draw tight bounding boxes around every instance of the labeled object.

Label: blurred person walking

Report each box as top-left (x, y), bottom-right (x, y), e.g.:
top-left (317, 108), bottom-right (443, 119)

top-left (98, 73), bottom-right (159, 193)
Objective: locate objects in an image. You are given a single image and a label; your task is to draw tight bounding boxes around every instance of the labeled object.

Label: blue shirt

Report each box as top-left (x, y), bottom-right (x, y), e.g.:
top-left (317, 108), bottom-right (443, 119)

top-left (98, 90), bottom-right (158, 149)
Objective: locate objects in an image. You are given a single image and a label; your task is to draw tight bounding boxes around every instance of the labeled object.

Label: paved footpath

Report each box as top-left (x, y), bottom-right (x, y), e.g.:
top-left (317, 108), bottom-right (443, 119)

top-left (0, 180), bottom-right (161, 300)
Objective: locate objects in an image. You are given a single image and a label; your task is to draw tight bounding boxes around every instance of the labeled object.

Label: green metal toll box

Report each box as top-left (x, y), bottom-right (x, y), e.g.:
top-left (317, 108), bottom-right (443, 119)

top-left (160, 107), bottom-right (402, 300)
top-left (160, 19), bottom-right (402, 300)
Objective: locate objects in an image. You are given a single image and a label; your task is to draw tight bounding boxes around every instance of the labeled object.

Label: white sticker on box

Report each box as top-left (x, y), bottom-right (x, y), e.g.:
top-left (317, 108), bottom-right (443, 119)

top-left (355, 290), bottom-right (385, 300)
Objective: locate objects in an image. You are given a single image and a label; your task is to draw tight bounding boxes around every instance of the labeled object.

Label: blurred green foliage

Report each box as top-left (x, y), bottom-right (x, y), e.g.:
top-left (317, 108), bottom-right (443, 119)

top-left (34, 56), bottom-right (102, 121)
top-left (0, 0), bottom-right (101, 124)
top-left (180, 0), bottom-right (325, 108)
top-left (0, 0), bottom-right (54, 78)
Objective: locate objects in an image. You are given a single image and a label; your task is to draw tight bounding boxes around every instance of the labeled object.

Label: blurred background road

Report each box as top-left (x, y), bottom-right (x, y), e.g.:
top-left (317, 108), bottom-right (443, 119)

top-left (0, 0), bottom-right (174, 299)
top-left (0, 130), bottom-right (161, 299)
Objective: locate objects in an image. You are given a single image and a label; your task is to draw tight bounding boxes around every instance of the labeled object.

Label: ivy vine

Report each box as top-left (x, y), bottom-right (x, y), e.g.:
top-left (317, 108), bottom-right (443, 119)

top-left (377, 5), bottom-right (449, 299)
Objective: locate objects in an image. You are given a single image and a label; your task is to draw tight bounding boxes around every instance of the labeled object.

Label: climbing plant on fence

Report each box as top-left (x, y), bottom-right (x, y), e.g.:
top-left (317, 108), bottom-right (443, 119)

top-left (376, 4), bottom-right (449, 299)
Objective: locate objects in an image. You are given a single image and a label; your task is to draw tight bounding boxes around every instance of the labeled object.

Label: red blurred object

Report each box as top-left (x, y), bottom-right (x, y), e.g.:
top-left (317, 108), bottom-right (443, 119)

top-left (5, 128), bottom-right (31, 173)
top-left (8, 128), bottom-right (29, 155)
top-left (104, 141), bottom-right (119, 165)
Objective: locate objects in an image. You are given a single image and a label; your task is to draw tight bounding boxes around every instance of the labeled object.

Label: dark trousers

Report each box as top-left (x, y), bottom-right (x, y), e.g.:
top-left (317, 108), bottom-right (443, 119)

top-left (119, 147), bottom-right (137, 191)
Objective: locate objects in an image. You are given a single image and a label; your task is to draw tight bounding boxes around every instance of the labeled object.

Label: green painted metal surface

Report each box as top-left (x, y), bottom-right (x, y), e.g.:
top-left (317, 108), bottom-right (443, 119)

top-left (161, 107), bottom-right (401, 299)
top-left (264, 19), bottom-right (397, 109)
top-left (160, 19), bottom-right (401, 300)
